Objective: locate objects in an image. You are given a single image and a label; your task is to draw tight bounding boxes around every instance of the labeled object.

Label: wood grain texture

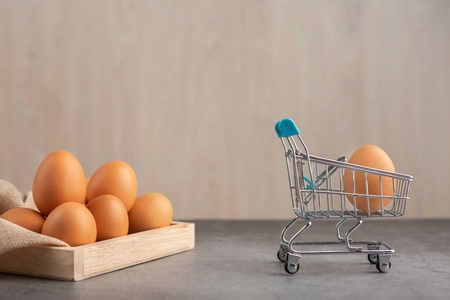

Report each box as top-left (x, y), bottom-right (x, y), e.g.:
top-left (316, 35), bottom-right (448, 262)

top-left (0, 222), bottom-right (195, 281)
top-left (0, 1), bottom-right (449, 219)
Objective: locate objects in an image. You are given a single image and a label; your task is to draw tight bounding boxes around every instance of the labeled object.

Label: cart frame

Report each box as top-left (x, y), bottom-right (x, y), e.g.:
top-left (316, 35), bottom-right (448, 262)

top-left (275, 119), bottom-right (413, 274)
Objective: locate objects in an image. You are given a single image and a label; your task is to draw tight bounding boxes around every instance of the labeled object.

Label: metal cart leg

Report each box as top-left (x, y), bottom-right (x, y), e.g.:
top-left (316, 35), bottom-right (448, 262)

top-left (284, 219), bottom-right (312, 274)
top-left (336, 218), bottom-right (348, 242)
top-left (277, 216), bottom-right (300, 262)
top-left (344, 218), bottom-right (363, 252)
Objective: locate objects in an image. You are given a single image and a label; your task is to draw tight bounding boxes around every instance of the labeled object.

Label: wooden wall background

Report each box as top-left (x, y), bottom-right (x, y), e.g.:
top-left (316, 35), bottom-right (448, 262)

top-left (1, 0), bottom-right (449, 219)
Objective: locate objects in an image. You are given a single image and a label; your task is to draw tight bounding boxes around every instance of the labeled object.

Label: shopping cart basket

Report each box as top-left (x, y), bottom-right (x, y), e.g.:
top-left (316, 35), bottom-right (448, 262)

top-left (274, 118), bottom-right (413, 274)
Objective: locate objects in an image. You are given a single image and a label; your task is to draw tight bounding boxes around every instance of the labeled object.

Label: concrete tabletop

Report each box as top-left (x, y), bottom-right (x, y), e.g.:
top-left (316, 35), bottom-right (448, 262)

top-left (1, 219), bottom-right (449, 299)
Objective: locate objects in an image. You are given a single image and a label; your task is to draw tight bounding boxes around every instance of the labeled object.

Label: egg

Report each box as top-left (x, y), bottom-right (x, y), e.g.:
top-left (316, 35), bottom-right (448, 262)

top-left (86, 161), bottom-right (137, 212)
top-left (32, 150), bottom-right (86, 216)
top-left (343, 145), bottom-right (396, 213)
top-left (128, 193), bottom-right (173, 234)
top-left (0, 208), bottom-right (45, 233)
top-left (41, 202), bottom-right (97, 246)
top-left (86, 195), bottom-right (129, 241)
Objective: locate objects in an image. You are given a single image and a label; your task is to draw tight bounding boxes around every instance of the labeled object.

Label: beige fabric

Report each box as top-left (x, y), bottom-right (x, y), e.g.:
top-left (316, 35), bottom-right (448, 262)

top-left (0, 180), bottom-right (68, 255)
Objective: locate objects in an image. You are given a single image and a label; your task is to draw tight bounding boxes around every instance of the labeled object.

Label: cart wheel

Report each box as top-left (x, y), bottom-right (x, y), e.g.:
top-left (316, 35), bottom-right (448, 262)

top-left (367, 254), bottom-right (378, 264)
top-left (284, 255), bottom-right (300, 274)
top-left (284, 260), bottom-right (299, 274)
top-left (277, 248), bottom-right (287, 262)
top-left (376, 258), bottom-right (392, 273)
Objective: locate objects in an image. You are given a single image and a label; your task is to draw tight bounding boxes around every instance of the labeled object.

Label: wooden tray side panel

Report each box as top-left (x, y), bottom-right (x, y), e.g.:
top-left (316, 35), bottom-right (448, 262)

top-left (77, 222), bottom-right (195, 280)
top-left (0, 246), bottom-right (76, 280)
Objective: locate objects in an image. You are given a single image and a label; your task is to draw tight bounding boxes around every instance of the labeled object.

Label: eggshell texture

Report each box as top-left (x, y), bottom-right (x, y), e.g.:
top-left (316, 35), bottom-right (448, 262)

top-left (128, 193), bottom-right (173, 234)
top-left (86, 161), bottom-right (137, 212)
top-left (41, 202), bottom-right (97, 247)
top-left (343, 145), bottom-right (396, 213)
top-left (32, 150), bottom-right (86, 216)
top-left (0, 208), bottom-right (45, 233)
top-left (86, 195), bottom-right (129, 241)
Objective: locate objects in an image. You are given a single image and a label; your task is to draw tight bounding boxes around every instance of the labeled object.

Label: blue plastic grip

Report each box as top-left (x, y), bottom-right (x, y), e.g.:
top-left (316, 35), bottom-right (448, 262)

top-left (275, 121), bottom-right (283, 138)
top-left (274, 118), bottom-right (300, 138)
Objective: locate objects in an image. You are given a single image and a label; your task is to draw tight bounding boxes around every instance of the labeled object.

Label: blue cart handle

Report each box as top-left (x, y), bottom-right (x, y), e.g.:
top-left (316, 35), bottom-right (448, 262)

top-left (275, 118), bottom-right (300, 138)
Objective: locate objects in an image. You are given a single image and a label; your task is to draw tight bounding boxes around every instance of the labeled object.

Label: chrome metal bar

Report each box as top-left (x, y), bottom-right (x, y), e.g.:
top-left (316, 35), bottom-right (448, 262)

top-left (345, 218), bottom-right (363, 251)
top-left (336, 218), bottom-right (348, 241)
top-left (288, 219), bottom-right (312, 253)
top-left (280, 216), bottom-right (299, 244)
top-left (297, 153), bottom-right (413, 181)
top-left (293, 249), bottom-right (394, 255)
top-left (299, 189), bottom-right (410, 200)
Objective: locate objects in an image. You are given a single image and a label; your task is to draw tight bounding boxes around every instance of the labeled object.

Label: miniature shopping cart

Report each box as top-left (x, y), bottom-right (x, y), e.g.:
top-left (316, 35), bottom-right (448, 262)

top-left (274, 118), bottom-right (413, 274)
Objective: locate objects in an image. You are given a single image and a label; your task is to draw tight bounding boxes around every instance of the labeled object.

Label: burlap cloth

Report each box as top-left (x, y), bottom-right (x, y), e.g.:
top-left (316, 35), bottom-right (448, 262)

top-left (0, 180), bottom-right (68, 255)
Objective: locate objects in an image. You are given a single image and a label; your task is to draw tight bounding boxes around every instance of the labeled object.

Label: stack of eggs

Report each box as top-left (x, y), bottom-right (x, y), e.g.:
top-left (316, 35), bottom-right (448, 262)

top-left (0, 151), bottom-right (173, 246)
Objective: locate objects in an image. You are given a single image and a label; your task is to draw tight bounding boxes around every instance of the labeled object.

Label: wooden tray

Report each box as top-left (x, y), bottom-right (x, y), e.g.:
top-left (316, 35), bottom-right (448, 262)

top-left (0, 221), bottom-right (195, 281)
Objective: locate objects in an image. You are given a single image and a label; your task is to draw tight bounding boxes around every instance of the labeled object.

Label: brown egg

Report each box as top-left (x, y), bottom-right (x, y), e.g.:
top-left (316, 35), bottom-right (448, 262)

top-left (343, 145), bottom-right (396, 213)
top-left (86, 161), bottom-right (137, 212)
top-left (41, 202), bottom-right (97, 247)
top-left (86, 195), bottom-right (129, 241)
top-left (128, 193), bottom-right (173, 234)
top-left (32, 150), bottom-right (86, 216)
top-left (0, 208), bottom-right (45, 233)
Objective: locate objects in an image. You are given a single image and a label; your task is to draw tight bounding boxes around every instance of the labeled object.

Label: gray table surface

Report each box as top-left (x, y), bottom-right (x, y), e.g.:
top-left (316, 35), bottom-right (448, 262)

top-left (1, 219), bottom-right (450, 300)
